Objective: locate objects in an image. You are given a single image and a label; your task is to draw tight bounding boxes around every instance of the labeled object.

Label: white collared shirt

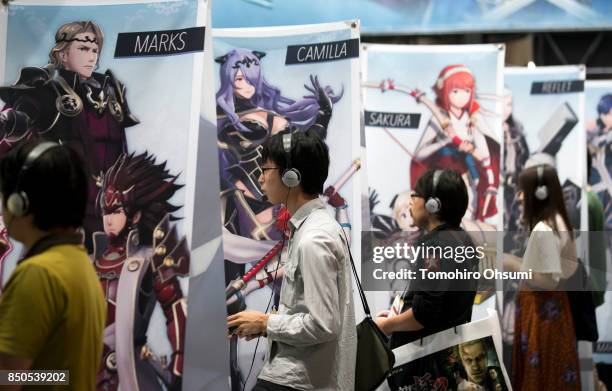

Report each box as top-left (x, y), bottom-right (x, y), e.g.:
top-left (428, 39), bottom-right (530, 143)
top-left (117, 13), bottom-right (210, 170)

top-left (258, 198), bottom-right (357, 391)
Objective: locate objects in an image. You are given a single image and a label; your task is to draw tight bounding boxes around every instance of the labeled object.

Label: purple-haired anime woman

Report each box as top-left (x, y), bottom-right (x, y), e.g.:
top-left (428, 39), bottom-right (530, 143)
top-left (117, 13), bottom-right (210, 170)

top-left (216, 49), bottom-right (347, 390)
top-left (216, 48), bottom-right (343, 242)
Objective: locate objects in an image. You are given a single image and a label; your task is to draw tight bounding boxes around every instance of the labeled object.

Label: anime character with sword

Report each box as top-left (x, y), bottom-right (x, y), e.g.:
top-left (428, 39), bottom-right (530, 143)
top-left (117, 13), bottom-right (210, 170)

top-left (93, 152), bottom-right (187, 391)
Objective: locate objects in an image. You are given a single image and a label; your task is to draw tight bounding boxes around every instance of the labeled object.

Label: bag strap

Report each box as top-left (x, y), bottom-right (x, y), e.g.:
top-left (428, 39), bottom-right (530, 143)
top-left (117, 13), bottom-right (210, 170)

top-left (340, 231), bottom-right (372, 317)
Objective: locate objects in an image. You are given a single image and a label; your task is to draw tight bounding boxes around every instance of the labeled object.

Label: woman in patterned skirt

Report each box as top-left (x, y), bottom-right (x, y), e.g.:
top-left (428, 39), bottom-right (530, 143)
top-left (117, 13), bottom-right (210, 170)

top-left (504, 164), bottom-right (580, 391)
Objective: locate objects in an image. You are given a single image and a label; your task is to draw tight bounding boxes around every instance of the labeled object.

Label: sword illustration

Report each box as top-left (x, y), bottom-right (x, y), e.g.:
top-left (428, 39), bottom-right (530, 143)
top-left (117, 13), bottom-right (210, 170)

top-left (225, 239), bottom-right (285, 300)
top-left (536, 102), bottom-right (578, 156)
top-left (322, 158), bottom-right (362, 202)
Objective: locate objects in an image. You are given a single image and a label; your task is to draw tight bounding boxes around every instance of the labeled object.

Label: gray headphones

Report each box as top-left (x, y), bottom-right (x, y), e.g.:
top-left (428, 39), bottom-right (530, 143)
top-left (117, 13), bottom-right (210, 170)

top-left (425, 170), bottom-right (442, 214)
top-left (281, 132), bottom-right (301, 188)
top-left (534, 165), bottom-right (549, 201)
top-left (6, 142), bottom-right (61, 217)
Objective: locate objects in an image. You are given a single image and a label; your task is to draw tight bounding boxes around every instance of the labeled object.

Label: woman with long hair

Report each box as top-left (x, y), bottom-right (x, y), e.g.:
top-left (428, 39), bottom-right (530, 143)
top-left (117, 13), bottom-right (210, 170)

top-left (504, 164), bottom-right (580, 391)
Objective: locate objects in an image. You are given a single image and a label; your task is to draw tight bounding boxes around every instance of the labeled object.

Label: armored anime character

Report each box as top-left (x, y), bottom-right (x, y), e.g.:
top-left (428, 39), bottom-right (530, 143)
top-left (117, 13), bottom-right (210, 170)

top-left (587, 93), bottom-right (612, 229)
top-left (0, 20), bottom-right (138, 251)
top-left (93, 152), bottom-right (188, 391)
top-left (502, 88), bottom-right (529, 254)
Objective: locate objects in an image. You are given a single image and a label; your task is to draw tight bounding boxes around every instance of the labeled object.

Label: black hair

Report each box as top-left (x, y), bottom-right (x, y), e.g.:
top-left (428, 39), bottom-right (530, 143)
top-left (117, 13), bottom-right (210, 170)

top-left (505, 113), bottom-right (517, 130)
top-left (413, 169), bottom-right (468, 226)
top-left (587, 148), bottom-right (592, 179)
top-left (261, 128), bottom-right (329, 195)
top-left (595, 94), bottom-right (612, 131)
top-left (518, 164), bottom-right (573, 235)
top-left (96, 152), bottom-right (183, 246)
top-left (0, 141), bottom-right (87, 230)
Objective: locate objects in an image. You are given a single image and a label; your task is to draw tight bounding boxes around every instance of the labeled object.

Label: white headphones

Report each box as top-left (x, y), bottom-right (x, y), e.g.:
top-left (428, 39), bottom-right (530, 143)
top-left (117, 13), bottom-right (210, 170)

top-left (6, 142), bottom-right (61, 217)
top-left (281, 132), bottom-right (301, 188)
top-left (436, 66), bottom-right (472, 89)
top-left (534, 165), bottom-right (549, 201)
top-left (425, 170), bottom-right (442, 214)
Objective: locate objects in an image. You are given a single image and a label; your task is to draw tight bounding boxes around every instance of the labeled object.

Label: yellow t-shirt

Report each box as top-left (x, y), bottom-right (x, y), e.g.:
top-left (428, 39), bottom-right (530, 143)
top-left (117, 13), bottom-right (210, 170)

top-left (0, 244), bottom-right (106, 390)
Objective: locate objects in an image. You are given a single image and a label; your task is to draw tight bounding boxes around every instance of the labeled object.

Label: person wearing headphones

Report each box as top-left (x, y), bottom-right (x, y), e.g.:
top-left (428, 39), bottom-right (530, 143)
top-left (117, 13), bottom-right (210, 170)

top-left (503, 164), bottom-right (580, 391)
top-left (0, 141), bottom-right (105, 390)
top-left (226, 129), bottom-right (357, 391)
top-left (375, 169), bottom-right (478, 351)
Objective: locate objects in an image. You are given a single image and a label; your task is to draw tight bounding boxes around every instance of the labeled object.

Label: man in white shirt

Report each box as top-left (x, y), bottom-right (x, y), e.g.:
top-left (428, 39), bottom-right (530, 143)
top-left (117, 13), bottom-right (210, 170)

top-left (227, 129), bottom-right (357, 391)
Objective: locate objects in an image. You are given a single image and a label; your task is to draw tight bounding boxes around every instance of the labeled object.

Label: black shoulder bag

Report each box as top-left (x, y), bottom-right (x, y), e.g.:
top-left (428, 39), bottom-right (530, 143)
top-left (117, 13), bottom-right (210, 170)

top-left (347, 245), bottom-right (396, 390)
top-left (565, 258), bottom-right (599, 342)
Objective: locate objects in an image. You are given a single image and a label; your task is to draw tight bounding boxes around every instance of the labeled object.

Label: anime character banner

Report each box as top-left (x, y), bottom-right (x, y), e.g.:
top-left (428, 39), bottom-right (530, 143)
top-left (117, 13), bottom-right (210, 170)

top-left (584, 80), bottom-right (612, 356)
top-left (585, 80), bottom-right (612, 230)
top-left (361, 44), bottom-right (504, 314)
top-left (213, 21), bottom-right (362, 390)
top-left (499, 66), bottom-right (587, 370)
top-left (377, 310), bottom-right (511, 391)
top-left (503, 66), bottom-right (588, 245)
top-left (0, 1), bottom-right (229, 390)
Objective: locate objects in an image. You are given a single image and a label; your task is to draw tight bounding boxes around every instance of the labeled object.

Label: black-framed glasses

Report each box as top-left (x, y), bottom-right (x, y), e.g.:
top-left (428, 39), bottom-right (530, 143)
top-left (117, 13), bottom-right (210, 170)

top-left (409, 190), bottom-right (424, 198)
top-left (261, 166), bottom-right (280, 173)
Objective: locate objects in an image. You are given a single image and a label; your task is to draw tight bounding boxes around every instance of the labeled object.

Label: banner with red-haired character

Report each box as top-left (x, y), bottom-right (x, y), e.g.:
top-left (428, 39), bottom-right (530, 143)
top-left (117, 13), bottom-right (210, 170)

top-left (361, 44), bottom-right (504, 316)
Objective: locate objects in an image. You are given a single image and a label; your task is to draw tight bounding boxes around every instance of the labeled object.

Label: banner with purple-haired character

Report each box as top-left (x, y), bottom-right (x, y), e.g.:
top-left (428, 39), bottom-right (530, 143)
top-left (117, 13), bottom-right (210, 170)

top-left (212, 21), bottom-right (362, 391)
top-left (0, 1), bottom-right (229, 390)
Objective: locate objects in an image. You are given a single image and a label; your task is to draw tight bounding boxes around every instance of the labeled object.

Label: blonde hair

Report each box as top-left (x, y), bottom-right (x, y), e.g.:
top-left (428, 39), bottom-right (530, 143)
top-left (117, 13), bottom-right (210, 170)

top-left (392, 192), bottom-right (411, 223)
top-left (48, 21), bottom-right (104, 69)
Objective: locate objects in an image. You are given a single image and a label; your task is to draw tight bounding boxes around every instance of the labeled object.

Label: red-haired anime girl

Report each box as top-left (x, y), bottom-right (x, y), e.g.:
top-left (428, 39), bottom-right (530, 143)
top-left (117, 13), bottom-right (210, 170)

top-left (411, 65), bottom-right (500, 221)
